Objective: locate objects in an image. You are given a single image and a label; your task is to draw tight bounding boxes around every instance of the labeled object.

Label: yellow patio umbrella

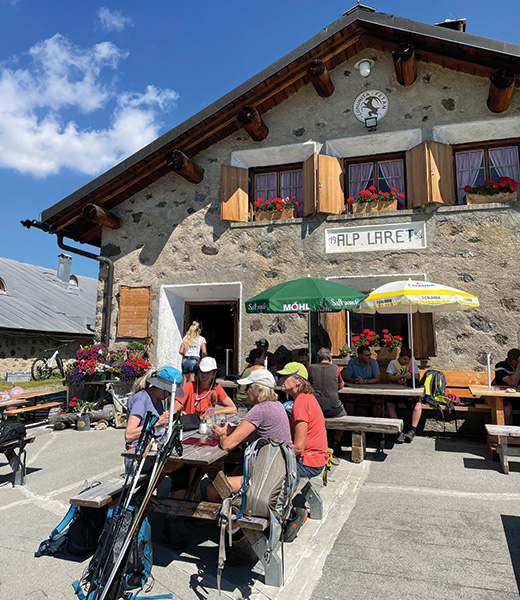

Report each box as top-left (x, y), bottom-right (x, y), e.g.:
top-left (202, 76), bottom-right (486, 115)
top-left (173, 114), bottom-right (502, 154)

top-left (354, 280), bottom-right (479, 387)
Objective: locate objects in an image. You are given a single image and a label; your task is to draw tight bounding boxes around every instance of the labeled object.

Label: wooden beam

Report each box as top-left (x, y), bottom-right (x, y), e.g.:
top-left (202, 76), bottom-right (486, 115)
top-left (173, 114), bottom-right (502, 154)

top-left (487, 69), bottom-right (515, 113)
top-left (166, 150), bottom-right (204, 183)
top-left (82, 204), bottom-right (122, 229)
top-left (306, 59), bottom-right (334, 98)
top-left (237, 105), bottom-right (268, 141)
top-left (392, 43), bottom-right (417, 86)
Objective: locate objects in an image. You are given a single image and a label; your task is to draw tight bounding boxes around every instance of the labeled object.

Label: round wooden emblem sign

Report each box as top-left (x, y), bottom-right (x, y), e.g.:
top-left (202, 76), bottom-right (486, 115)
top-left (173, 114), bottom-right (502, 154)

top-left (353, 90), bottom-right (389, 123)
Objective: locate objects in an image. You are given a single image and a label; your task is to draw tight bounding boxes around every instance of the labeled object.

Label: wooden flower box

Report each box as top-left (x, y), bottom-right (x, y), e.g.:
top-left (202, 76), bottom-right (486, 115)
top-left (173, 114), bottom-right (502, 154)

top-left (255, 209), bottom-right (295, 221)
top-left (373, 347), bottom-right (400, 360)
top-left (464, 192), bottom-right (516, 205)
top-left (352, 200), bottom-right (398, 213)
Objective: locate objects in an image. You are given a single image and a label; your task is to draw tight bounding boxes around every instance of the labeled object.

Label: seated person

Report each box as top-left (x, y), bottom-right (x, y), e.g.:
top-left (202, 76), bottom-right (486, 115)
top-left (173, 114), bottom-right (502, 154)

top-left (278, 362), bottom-right (329, 542)
top-left (175, 356), bottom-right (236, 417)
top-left (206, 369), bottom-right (292, 502)
top-left (309, 347), bottom-right (346, 455)
top-left (236, 348), bottom-right (266, 407)
top-left (297, 347), bottom-right (309, 370)
top-left (386, 347), bottom-right (421, 444)
top-left (494, 348), bottom-right (520, 424)
top-left (343, 346), bottom-right (381, 416)
top-left (255, 338), bottom-right (278, 373)
top-left (124, 366), bottom-right (184, 474)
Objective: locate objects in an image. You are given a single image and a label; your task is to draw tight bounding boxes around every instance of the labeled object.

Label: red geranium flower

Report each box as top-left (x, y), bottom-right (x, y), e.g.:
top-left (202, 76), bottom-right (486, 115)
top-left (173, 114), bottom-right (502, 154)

top-left (275, 204), bottom-right (282, 210)
top-left (347, 196), bottom-right (354, 204)
top-left (391, 188), bottom-right (397, 193)
top-left (398, 193), bottom-right (404, 198)
top-left (368, 185), bottom-right (376, 191)
top-left (295, 201), bottom-right (301, 206)
top-left (464, 185), bottom-right (471, 193)
top-left (371, 194), bottom-right (378, 199)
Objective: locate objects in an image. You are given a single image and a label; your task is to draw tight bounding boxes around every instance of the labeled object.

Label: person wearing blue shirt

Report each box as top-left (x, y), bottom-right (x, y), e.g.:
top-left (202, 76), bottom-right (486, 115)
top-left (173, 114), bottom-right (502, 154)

top-left (343, 346), bottom-right (381, 416)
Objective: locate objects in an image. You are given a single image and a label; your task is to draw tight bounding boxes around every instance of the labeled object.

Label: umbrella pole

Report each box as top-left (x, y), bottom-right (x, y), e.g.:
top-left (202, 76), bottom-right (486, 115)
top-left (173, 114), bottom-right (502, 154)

top-left (409, 307), bottom-right (416, 389)
top-left (308, 311), bottom-right (312, 367)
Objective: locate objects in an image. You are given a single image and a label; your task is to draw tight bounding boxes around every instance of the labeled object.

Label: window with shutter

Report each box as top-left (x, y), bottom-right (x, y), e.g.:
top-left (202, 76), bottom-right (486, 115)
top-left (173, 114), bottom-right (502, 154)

top-left (405, 141), bottom-right (455, 207)
top-left (317, 155), bottom-right (345, 214)
top-left (251, 163), bottom-right (303, 217)
top-left (117, 286), bottom-right (152, 339)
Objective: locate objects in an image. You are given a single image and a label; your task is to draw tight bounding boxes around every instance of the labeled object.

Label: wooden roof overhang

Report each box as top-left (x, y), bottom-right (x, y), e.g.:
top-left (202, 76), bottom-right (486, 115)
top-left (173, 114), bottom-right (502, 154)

top-left (38, 6), bottom-right (520, 247)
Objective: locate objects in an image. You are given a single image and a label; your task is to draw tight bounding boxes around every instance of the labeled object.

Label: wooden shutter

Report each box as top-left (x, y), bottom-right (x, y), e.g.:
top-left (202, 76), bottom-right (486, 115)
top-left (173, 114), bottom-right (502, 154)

top-left (221, 165), bottom-right (248, 222)
top-left (302, 153), bottom-right (317, 216)
top-left (319, 310), bottom-right (346, 356)
top-left (405, 141), bottom-right (455, 207)
top-left (412, 312), bottom-right (436, 358)
top-left (317, 155), bottom-right (345, 214)
top-left (117, 286), bottom-right (151, 339)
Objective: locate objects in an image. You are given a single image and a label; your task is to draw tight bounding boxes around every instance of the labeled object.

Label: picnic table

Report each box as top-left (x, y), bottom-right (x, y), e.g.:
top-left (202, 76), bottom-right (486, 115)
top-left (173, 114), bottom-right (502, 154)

top-left (469, 384), bottom-right (520, 454)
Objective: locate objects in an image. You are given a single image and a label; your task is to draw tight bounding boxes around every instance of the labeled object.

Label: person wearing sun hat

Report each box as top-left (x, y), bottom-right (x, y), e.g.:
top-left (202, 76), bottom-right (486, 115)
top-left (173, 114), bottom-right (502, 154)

top-left (175, 356), bottom-right (236, 417)
top-left (277, 361), bottom-right (328, 542)
top-left (124, 366), bottom-right (184, 473)
top-left (205, 368), bottom-right (293, 503)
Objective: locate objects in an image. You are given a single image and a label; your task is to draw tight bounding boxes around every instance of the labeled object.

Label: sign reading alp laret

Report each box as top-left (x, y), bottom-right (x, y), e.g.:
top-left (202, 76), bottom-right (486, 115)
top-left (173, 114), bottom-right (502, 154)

top-left (326, 222), bottom-right (426, 253)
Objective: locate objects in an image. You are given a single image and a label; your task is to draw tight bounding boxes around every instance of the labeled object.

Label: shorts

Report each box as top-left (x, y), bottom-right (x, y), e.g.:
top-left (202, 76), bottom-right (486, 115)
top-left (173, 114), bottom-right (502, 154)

top-left (182, 357), bottom-right (200, 375)
top-left (297, 460), bottom-right (324, 482)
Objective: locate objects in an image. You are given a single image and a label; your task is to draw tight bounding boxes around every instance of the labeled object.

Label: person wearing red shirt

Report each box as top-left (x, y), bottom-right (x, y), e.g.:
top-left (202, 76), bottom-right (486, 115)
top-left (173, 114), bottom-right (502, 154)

top-left (278, 361), bottom-right (328, 542)
top-left (175, 356), bottom-right (236, 417)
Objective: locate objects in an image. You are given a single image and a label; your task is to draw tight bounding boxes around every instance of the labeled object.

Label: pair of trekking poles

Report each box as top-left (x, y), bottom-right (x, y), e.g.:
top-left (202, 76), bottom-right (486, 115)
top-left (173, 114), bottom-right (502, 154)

top-left (74, 411), bottom-right (183, 600)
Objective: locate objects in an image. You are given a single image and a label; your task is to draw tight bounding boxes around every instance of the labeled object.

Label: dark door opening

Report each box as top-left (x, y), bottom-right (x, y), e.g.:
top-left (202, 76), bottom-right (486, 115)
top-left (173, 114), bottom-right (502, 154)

top-left (185, 301), bottom-right (238, 375)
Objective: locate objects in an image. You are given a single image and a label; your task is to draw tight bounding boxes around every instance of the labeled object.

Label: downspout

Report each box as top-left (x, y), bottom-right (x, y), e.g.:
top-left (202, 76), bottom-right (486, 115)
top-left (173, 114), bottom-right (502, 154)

top-left (57, 235), bottom-right (114, 346)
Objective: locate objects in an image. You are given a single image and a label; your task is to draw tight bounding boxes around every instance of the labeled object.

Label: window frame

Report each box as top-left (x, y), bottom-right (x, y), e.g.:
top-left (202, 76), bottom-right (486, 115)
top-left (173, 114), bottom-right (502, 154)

top-left (344, 151), bottom-right (407, 207)
top-left (249, 161), bottom-right (303, 217)
top-left (453, 137), bottom-right (520, 199)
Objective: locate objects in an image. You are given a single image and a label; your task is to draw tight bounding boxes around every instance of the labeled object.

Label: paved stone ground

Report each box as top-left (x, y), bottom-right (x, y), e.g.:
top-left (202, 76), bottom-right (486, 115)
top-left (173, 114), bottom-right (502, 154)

top-left (1, 426), bottom-right (519, 600)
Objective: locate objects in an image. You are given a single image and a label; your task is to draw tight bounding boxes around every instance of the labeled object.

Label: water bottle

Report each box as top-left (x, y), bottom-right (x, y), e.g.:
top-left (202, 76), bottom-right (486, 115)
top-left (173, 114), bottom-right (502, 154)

top-left (173, 409), bottom-right (184, 442)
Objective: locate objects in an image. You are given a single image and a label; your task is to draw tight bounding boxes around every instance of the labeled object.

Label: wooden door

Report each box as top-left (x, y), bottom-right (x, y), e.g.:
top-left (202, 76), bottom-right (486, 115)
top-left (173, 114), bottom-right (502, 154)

top-left (412, 312), bottom-right (436, 358)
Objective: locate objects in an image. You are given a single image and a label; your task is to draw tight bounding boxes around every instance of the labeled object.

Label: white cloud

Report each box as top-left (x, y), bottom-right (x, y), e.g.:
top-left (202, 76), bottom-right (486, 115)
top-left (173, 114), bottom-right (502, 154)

top-left (97, 7), bottom-right (133, 32)
top-left (0, 34), bottom-right (178, 176)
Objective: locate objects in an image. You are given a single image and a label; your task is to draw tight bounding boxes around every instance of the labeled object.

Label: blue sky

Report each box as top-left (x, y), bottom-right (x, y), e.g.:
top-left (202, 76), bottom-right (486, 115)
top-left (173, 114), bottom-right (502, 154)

top-left (0, 0), bottom-right (518, 279)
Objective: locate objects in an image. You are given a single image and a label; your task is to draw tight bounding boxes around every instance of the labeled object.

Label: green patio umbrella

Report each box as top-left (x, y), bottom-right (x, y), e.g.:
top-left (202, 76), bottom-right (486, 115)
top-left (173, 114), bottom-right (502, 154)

top-left (245, 276), bottom-right (367, 362)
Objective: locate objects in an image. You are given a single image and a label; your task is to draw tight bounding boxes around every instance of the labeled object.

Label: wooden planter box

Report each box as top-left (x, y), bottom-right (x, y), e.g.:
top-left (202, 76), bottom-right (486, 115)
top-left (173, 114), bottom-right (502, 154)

top-left (255, 209), bottom-right (295, 221)
top-left (373, 347), bottom-right (400, 360)
top-left (352, 200), bottom-right (398, 213)
top-left (465, 192), bottom-right (516, 205)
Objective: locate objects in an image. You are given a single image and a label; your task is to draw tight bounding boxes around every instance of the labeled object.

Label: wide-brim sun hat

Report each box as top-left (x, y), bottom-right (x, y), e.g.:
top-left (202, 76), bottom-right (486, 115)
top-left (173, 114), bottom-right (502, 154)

top-left (199, 356), bottom-right (218, 372)
top-left (237, 369), bottom-right (276, 389)
top-left (148, 366), bottom-right (185, 397)
top-left (277, 362), bottom-right (308, 380)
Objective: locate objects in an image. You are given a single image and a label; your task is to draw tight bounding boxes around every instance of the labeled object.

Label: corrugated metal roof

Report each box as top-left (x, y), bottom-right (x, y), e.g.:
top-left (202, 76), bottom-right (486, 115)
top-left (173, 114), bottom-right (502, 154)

top-left (0, 257), bottom-right (97, 335)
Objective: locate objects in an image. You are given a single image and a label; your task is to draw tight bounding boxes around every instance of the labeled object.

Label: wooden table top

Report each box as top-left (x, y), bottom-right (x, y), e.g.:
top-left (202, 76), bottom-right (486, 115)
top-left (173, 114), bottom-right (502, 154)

top-left (469, 384), bottom-right (520, 398)
top-left (122, 432), bottom-right (228, 467)
top-left (9, 390), bottom-right (58, 400)
top-left (0, 398), bottom-right (31, 410)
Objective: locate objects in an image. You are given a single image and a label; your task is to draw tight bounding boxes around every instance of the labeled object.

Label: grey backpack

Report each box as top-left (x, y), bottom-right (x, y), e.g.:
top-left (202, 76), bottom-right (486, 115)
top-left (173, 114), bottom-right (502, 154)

top-left (218, 437), bottom-right (297, 590)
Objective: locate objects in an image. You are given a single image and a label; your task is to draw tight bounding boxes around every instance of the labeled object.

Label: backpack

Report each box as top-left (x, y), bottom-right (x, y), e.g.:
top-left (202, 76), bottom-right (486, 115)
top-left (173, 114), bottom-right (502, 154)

top-left (73, 505), bottom-right (153, 600)
top-left (35, 485), bottom-right (107, 558)
top-left (217, 438), bottom-right (297, 590)
top-left (421, 368), bottom-right (458, 430)
top-left (0, 420), bottom-right (26, 446)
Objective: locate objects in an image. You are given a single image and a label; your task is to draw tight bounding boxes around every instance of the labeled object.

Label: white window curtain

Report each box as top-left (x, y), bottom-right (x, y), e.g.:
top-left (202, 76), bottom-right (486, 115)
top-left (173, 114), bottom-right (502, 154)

top-left (489, 147), bottom-right (520, 199)
top-left (455, 151), bottom-right (483, 204)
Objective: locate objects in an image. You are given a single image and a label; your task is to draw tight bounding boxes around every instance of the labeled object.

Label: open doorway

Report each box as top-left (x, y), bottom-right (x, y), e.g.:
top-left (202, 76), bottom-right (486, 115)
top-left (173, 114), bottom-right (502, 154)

top-left (185, 301), bottom-right (238, 375)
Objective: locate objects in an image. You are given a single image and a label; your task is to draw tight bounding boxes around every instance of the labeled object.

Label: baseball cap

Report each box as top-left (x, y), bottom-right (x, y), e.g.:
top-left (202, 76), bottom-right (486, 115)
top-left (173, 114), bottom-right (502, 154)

top-left (237, 369), bottom-right (276, 389)
top-left (277, 362), bottom-right (308, 380)
top-left (255, 338), bottom-right (268, 347)
top-left (148, 366), bottom-right (185, 397)
top-left (199, 356), bottom-right (218, 372)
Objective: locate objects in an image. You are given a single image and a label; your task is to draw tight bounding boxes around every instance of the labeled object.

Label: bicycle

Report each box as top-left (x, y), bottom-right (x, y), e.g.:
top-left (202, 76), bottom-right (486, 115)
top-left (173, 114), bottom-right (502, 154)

top-left (31, 347), bottom-right (65, 381)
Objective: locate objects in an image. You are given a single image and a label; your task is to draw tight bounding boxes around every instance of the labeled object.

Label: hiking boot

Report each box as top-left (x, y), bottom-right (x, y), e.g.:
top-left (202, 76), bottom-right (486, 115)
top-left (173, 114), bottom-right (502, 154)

top-left (404, 430), bottom-right (416, 443)
top-left (396, 432), bottom-right (407, 444)
top-left (332, 440), bottom-right (344, 457)
top-left (284, 507), bottom-right (308, 543)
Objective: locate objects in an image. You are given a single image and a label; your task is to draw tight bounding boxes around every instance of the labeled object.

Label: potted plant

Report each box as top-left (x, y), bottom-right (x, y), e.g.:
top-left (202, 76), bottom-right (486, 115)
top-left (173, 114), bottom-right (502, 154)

top-left (339, 344), bottom-right (351, 358)
top-left (118, 355), bottom-right (152, 382)
top-left (377, 329), bottom-right (404, 359)
top-left (347, 186), bottom-right (403, 214)
top-left (126, 341), bottom-right (148, 359)
top-left (463, 177), bottom-right (518, 205)
top-left (253, 196), bottom-right (301, 221)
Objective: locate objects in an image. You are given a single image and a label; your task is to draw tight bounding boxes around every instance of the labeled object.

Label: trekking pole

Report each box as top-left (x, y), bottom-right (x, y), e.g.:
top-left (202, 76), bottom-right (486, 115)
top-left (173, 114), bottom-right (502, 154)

top-left (98, 428), bottom-right (183, 600)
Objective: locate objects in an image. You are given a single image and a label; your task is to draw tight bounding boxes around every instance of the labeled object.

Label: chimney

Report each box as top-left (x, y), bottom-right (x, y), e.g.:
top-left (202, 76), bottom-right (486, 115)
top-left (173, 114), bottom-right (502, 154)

top-left (434, 18), bottom-right (466, 33)
top-left (57, 253), bottom-right (72, 285)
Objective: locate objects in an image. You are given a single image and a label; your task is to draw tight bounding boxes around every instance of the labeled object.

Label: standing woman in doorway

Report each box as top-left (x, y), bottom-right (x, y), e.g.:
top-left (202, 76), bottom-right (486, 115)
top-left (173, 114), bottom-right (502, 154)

top-left (179, 321), bottom-right (207, 382)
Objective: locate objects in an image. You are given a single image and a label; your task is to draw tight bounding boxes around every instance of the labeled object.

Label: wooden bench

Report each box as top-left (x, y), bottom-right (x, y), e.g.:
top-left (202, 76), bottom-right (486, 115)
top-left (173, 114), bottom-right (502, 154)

top-left (485, 425), bottom-right (520, 474)
top-left (70, 474), bottom-right (147, 508)
top-left (4, 401), bottom-right (63, 421)
top-left (325, 415), bottom-right (403, 462)
top-left (1, 426), bottom-right (51, 485)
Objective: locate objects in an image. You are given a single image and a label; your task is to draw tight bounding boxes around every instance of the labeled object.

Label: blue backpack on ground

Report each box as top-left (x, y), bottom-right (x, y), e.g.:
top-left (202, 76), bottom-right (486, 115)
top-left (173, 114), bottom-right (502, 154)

top-left (73, 505), bottom-right (154, 600)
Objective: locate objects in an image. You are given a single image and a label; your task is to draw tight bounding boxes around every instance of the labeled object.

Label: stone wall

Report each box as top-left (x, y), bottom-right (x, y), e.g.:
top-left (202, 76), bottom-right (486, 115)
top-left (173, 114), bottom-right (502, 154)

top-left (0, 333), bottom-right (93, 378)
top-left (97, 49), bottom-right (520, 372)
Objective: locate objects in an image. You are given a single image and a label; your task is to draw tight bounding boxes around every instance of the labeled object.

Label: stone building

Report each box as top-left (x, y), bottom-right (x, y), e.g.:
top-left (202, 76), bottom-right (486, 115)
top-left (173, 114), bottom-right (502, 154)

top-left (28, 6), bottom-right (520, 374)
top-left (0, 255), bottom-right (96, 375)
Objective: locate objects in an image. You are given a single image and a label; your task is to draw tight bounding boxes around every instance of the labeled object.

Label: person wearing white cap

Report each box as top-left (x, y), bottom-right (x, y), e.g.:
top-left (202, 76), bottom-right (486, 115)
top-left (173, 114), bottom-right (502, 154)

top-left (174, 356), bottom-right (236, 417)
top-left (206, 368), bottom-right (293, 503)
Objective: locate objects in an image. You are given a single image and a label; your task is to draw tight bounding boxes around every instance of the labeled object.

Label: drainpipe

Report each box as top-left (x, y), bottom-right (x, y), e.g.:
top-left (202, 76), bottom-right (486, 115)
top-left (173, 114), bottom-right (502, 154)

top-left (57, 235), bottom-right (114, 346)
